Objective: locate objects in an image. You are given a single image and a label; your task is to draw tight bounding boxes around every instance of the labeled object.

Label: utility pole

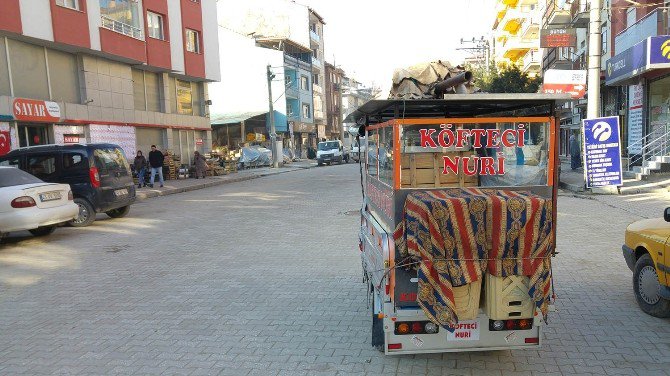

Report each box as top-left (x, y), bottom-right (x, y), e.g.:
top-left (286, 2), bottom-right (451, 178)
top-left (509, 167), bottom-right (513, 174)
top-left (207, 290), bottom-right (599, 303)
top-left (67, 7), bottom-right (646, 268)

top-left (587, 0), bottom-right (602, 119)
top-left (266, 64), bottom-right (279, 168)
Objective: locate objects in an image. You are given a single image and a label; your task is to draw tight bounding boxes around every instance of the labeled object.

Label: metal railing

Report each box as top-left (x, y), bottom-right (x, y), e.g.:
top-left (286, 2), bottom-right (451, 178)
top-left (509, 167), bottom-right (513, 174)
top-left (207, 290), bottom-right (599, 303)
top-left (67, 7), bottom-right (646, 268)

top-left (101, 15), bottom-right (144, 40)
top-left (625, 123), bottom-right (670, 172)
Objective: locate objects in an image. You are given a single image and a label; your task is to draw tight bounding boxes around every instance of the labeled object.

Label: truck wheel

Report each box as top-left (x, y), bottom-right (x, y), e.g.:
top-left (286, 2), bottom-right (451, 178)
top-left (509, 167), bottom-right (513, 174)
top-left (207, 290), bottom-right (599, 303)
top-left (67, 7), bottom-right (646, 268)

top-left (371, 286), bottom-right (385, 352)
top-left (68, 198), bottom-right (96, 227)
top-left (633, 254), bottom-right (670, 317)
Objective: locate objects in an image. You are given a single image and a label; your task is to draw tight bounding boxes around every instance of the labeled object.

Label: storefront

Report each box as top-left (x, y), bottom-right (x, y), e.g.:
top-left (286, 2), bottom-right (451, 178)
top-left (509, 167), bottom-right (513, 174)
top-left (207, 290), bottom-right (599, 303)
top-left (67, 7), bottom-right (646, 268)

top-left (605, 35), bottom-right (670, 161)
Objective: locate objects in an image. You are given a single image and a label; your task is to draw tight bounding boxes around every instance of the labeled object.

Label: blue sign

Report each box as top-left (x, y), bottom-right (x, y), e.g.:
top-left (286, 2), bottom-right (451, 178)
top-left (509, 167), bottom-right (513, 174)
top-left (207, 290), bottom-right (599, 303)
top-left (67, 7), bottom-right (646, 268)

top-left (605, 40), bottom-right (647, 85)
top-left (649, 35), bottom-right (670, 64)
top-left (582, 116), bottom-right (623, 188)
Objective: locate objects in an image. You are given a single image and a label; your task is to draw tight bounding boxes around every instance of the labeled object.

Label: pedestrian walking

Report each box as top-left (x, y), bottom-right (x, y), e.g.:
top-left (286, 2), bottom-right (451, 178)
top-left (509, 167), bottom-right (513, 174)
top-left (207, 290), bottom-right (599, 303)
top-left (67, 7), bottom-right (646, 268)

top-left (194, 151), bottom-right (207, 179)
top-left (133, 150), bottom-right (147, 188)
top-left (570, 132), bottom-right (581, 170)
top-left (148, 145), bottom-right (164, 188)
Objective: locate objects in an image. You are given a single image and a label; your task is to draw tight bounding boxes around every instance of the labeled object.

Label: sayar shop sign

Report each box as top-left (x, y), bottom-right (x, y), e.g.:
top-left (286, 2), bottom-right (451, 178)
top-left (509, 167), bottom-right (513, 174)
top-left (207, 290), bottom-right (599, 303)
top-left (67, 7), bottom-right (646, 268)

top-left (13, 98), bottom-right (61, 122)
top-left (582, 116), bottom-right (623, 188)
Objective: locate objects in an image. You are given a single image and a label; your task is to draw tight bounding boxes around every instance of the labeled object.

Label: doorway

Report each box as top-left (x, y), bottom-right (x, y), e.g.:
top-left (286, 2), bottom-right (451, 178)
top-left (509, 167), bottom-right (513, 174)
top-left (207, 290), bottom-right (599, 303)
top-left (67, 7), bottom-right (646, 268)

top-left (18, 123), bottom-right (51, 147)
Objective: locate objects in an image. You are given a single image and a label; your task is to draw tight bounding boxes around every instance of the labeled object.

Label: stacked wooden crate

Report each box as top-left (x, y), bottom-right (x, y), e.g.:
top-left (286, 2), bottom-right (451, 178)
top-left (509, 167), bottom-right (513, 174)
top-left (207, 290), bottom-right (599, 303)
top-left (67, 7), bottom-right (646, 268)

top-left (400, 152), bottom-right (478, 188)
top-left (164, 150), bottom-right (176, 180)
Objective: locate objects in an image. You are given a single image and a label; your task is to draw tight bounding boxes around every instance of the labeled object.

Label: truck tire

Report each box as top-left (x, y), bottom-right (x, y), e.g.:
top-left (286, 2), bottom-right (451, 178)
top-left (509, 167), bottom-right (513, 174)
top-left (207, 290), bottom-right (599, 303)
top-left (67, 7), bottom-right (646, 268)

top-left (633, 253), bottom-right (670, 317)
top-left (371, 286), bottom-right (385, 352)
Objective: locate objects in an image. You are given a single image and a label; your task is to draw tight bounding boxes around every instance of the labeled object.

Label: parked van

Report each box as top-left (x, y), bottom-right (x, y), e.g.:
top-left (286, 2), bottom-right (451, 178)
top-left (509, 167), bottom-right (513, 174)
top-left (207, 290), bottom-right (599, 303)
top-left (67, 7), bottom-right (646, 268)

top-left (0, 143), bottom-right (136, 227)
top-left (317, 140), bottom-right (348, 166)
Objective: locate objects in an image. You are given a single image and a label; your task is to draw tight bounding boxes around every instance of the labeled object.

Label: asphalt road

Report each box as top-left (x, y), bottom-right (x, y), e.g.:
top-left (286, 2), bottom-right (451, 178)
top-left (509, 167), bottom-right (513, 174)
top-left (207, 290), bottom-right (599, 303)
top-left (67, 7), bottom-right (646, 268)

top-left (1, 164), bottom-right (669, 375)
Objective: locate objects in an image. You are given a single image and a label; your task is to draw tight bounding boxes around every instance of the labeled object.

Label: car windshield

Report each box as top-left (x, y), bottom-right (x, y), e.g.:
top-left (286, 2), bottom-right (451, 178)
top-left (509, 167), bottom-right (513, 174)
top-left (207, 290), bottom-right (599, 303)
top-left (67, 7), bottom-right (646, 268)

top-left (318, 142), bottom-right (339, 151)
top-left (0, 167), bottom-right (44, 187)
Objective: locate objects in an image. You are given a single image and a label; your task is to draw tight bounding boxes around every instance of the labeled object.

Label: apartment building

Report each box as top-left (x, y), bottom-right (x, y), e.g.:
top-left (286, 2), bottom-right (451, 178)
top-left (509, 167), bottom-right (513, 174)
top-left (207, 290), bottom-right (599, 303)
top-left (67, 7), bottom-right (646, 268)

top-left (309, 9), bottom-right (327, 141)
top-left (324, 62), bottom-right (344, 141)
top-left (0, 0), bottom-right (220, 164)
top-left (491, 0), bottom-right (541, 77)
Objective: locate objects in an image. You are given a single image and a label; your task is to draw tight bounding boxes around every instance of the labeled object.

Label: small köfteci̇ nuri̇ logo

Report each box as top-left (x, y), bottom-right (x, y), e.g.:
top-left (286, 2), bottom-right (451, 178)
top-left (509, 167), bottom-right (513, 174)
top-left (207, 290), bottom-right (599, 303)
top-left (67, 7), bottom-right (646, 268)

top-left (662, 39), bottom-right (670, 60)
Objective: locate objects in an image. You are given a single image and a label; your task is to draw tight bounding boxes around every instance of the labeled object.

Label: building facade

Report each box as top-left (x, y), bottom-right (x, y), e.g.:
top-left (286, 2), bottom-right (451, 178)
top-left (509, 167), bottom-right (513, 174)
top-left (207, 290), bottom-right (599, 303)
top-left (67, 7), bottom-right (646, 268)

top-left (0, 0), bottom-right (220, 165)
top-left (324, 62), bottom-right (344, 141)
top-left (341, 76), bottom-right (375, 147)
top-left (492, 0), bottom-right (541, 77)
top-left (309, 9), bottom-right (326, 141)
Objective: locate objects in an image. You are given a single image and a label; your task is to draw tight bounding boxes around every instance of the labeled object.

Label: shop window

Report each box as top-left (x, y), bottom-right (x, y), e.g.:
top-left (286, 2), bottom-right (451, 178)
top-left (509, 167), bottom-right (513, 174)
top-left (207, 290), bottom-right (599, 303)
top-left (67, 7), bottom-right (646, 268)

top-left (147, 11), bottom-right (164, 40)
top-left (8, 39), bottom-right (49, 100)
top-left (56, 0), bottom-right (80, 10)
top-left (99, 0), bottom-right (143, 40)
top-left (27, 155), bottom-right (57, 180)
top-left (18, 125), bottom-right (50, 147)
top-left (62, 153), bottom-right (86, 171)
top-left (185, 29), bottom-right (200, 53)
top-left (177, 79), bottom-right (193, 115)
top-left (48, 49), bottom-right (80, 104)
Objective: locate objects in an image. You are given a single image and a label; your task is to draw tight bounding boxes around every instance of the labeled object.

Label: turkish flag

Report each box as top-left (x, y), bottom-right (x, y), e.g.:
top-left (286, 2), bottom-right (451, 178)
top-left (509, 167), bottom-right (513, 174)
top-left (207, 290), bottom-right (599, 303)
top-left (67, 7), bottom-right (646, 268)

top-left (0, 130), bottom-right (10, 156)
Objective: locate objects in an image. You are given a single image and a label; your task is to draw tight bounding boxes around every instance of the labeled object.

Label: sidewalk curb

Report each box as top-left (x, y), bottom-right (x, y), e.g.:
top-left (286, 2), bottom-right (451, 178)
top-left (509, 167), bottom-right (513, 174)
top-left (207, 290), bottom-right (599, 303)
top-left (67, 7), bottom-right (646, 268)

top-left (560, 180), bottom-right (670, 195)
top-left (136, 164), bottom-right (316, 201)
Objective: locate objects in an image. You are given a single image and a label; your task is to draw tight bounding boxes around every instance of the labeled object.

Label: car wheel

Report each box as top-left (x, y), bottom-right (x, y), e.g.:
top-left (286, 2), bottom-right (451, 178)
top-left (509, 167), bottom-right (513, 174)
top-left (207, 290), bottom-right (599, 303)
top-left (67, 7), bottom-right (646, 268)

top-left (371, 284), bottom-right (385, 352)
top-left (633, 253), bottom-right (670, 317)
top-left (317, 162), bottom-right (323, 166)
top-left (68, 198), bottom-right (96, 227)
top-left (29, 225), bottom-right (56, 237)
top-left (106, 205), bottom-right (131, 219)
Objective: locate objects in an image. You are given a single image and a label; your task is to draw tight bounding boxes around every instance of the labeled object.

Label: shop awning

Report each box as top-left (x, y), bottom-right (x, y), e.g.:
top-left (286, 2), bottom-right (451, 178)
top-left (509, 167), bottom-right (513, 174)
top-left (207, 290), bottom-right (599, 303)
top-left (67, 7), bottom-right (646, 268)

top-left (605, 35), bottom-right (670, 86)
top-left (210, 111), bottom-right (267, 125)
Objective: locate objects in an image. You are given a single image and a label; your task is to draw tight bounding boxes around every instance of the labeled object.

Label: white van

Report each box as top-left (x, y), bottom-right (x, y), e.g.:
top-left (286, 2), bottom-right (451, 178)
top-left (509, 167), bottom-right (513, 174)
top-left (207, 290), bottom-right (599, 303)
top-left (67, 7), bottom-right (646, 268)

top-left (317, 140), bottom-right (347, 166)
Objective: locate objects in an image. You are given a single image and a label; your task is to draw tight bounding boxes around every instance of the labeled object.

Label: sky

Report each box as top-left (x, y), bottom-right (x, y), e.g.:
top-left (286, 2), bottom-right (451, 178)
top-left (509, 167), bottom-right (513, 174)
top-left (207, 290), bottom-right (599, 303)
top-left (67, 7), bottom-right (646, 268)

top-left (295, 0), bottom-right (497, 95)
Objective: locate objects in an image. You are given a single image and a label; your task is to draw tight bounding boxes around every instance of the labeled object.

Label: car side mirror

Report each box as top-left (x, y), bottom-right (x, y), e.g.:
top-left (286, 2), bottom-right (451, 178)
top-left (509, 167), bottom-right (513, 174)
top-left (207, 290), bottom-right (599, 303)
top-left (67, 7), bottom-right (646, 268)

top-left (665, 207), bottom-right (670, 222)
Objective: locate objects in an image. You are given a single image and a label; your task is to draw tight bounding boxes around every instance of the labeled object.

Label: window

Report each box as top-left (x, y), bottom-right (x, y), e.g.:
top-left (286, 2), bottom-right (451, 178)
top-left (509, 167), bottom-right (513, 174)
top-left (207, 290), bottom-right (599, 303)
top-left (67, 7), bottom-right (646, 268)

top-left (99, 0), bottom-right (143, 39)
top-left (300, 75), bottom-right (309, 90)
top-left (93, 148), bottom-right (130, 175)
top-left (147, 12), bottom-right (164, 40)
top-left (313, 74), bottom-right (319, 85)
top-left (62, 153), bottom-right (86, 171)
top-left (176, 79), bottom-right (193, 115)
top-left (27, 155), bottom-right (57, 181)
top-left (626, 7), bottom-right (636, 28)
top-left (302, 103), bottom-right (311, 119)
top-left (312, 49), bottom-right (318, 59)
top-left (186, 29), bottom-right (200, 53)
top-left (56, 0), bottom-right (79, 10)
top-left (0, 157), bottom-right (20, 168)
top-left (601, 27), bottom-right (608, 54)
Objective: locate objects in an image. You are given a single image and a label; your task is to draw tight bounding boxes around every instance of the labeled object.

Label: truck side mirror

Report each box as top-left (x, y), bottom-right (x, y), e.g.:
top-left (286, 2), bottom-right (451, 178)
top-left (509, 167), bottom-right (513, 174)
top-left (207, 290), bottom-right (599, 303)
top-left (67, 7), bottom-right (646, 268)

top-left (664, 207), bottom-right (670, 222)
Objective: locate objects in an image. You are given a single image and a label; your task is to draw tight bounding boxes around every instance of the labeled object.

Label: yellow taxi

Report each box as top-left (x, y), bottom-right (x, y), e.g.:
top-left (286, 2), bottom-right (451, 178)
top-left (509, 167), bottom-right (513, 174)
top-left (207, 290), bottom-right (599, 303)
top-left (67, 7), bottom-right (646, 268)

top-left (623, 208), bottom-right (670, 317)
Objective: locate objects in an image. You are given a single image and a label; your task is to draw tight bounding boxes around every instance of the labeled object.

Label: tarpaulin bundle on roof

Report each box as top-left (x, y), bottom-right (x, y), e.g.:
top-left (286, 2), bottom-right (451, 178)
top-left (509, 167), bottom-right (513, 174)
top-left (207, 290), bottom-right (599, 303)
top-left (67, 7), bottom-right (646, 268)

top-left (393, 188), bottom-right (553, 329)
top-left (388, 60), bottom-right (480, 99)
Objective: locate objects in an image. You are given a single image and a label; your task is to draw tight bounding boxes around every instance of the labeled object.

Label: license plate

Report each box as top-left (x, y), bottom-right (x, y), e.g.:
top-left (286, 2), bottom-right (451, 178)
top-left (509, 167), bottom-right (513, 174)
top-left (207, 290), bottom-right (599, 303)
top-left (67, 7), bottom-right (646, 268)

top-left (114, 188), bottom-right (128, 196)
top-left (39, 192), bottom-right (61, 202)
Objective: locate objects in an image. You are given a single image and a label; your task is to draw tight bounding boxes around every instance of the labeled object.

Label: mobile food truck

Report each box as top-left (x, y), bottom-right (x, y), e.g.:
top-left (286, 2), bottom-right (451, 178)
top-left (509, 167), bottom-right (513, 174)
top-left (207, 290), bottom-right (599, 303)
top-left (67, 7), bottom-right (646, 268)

top-left (347, 94), bottom-right (569, 354)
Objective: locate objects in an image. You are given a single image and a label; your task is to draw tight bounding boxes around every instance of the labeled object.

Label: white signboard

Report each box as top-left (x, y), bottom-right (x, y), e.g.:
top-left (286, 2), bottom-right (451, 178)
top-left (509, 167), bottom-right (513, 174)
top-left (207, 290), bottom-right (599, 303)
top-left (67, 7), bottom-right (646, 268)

top-left (627, 84), bottom-right (644, 154)
top-left (446, 320), bottom-right (480, 341)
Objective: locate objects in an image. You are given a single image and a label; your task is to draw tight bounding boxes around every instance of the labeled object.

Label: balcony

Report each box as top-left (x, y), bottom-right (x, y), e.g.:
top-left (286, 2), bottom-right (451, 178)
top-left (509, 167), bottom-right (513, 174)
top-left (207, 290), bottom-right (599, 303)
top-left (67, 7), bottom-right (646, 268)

top-left (311, 57), bottom-right (322, 70)
top-left (501, 36), bottom-right (536, 61)
top-left (519, 16), bottom-right (540, 40)
top-left (614, 9), bottom-right (667, 54)
top-left (569, 0), bottom-right (589, 27)
top-left (284, 54), bottom-right (311, 71)
top-left (285, 85), bottom-right (298, 99)
top-left (542, 47), bottom-right (573, 71)
top-left (101, 15), bottom-right (144, 40)
top-left (543, 0), bottom-right (571, 27)
top-left (310, 30), bottom-right (320, 43)
top-left (522, 50), bottom-right (541, 73)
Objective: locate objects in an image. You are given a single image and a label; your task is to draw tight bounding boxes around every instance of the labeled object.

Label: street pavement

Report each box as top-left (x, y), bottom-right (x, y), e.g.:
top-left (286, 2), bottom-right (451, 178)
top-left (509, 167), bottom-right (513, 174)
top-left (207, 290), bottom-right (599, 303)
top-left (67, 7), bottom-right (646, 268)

top-left (1, 164), bottom-right (670, 375)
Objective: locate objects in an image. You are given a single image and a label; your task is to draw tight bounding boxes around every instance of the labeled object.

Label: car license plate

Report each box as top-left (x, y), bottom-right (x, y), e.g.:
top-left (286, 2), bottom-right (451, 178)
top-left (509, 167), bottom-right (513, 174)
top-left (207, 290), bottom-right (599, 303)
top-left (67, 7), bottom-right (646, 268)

top-left (114, 188), bottom-right (128, 196)
top-left (39, 192), bottom-right (61, 202)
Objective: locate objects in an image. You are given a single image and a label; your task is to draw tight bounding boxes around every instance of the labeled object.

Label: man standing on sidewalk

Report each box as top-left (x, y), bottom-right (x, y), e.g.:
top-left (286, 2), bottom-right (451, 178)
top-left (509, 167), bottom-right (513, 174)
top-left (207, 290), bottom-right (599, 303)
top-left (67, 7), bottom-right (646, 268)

top-left (148, 145), bottom-right (164, 188)
top-left (570, 132), bottom-right (581, 170)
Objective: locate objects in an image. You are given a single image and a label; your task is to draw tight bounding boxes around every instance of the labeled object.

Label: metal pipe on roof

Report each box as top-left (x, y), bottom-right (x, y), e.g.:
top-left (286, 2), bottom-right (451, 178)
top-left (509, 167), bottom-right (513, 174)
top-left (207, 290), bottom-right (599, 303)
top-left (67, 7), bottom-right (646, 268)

top-left (433, 72), bottom-right (473, 98)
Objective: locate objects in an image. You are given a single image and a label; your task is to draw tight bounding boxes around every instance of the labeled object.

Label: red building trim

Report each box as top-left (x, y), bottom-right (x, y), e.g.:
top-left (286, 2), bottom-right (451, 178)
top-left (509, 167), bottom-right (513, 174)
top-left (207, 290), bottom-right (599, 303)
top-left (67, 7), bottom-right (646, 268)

top-left (143, 0), bottom-right (172, 70)
top-left (180, 0), bottom-right (205, 78)
top-left (50, 0), bottom-right (91, 48)
top-left (99, 28), bottom-right (147, 63)
top-left (0, 0), bottom-right (22, 34)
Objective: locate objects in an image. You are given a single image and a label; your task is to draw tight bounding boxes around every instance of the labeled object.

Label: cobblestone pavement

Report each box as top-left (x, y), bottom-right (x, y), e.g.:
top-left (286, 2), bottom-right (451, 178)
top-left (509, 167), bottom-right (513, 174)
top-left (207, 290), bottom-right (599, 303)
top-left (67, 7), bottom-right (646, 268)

top-left (1, 164), bottom-right (670, 375)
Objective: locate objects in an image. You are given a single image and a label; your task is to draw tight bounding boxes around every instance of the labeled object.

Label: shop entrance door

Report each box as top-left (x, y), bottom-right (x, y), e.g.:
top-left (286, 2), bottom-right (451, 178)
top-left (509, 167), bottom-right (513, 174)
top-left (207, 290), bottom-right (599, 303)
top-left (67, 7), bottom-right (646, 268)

top-left (18, 123), bottom-right (51, 147)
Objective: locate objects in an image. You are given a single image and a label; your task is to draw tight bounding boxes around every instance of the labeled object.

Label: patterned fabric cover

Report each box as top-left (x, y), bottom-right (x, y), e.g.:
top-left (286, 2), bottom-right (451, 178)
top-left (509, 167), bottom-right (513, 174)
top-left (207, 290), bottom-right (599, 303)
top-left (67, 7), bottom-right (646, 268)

top-left (393, 188), bottom-right (553, 329)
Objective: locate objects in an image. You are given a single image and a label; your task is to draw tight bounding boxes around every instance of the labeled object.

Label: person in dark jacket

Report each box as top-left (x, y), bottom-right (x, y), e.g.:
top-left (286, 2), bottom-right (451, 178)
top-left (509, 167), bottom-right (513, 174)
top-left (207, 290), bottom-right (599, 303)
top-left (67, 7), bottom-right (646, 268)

top-left (570, 133), bottom-right (581, 170)
top-left (148, 145), bottom-right (164, 188)
top-left (194, 151), bottom-right (207, 179)
top-left (134, 150), bottom-right (147, 188)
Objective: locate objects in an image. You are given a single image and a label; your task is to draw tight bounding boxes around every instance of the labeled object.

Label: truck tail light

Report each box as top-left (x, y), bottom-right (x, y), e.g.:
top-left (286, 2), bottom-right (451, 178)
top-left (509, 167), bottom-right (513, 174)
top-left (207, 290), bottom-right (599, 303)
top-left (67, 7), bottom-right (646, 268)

top-left (525, 337), bottom-right (539, 344)
top-left (11, 196), bottom-right (36, 208)
top-left (387, 343), bottom-right (402, 350)
top-left (489, 319), bottom-right (534, 331)
top-left (394, 321), bottom-right (439, 335)
top-left (89, 167), bottom-right (100, 188)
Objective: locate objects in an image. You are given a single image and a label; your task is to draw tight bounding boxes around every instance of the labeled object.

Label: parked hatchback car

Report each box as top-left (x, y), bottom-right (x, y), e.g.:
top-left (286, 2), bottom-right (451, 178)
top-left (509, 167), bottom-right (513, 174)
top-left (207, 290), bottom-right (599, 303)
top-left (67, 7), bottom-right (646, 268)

top-left (0, 143), bottom-right (136, 227)
top-left (622, 207), bottom-right (670, 317)
top-left (0, 166), bottom-right (78, 239)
